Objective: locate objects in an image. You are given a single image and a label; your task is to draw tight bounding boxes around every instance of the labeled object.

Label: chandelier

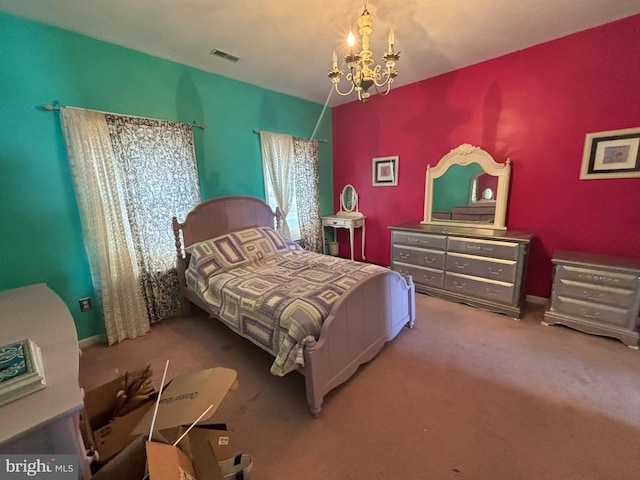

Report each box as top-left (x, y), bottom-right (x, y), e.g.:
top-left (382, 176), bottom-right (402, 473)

top-left (328, 1), bottom-right (400, 103)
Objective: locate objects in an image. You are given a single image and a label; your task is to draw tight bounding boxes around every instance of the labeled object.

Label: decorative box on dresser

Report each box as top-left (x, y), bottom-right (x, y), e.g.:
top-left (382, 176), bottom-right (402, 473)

top-left (389, 223), bottom-right (533, 318)
top-left (542, 251), bottom-right (640, 349)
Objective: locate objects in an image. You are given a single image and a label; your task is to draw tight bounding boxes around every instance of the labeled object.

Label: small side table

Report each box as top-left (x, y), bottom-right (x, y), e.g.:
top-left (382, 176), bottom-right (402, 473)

top-left (321, 215), bottom-right (366, 261)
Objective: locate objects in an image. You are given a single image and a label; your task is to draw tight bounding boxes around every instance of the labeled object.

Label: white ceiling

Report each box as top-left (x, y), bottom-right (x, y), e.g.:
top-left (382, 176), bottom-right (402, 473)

top-left (1, 0), bottom-right (639, 107)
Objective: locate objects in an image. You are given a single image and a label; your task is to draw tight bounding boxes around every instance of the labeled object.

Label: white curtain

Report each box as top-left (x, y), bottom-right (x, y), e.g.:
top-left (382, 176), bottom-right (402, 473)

top-left (260, 131), bottom-right (294, 239)
top-left (60, 108), bottom-right (149, 343)
top-left (61, 108), bottom-right (201, 344)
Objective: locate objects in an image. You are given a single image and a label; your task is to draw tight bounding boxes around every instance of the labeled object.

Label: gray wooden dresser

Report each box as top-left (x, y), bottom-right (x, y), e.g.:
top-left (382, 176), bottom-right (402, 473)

top-left (542, 251), bottom-right (640, 349)
top-left (389, 223), bottom-right (533, 317)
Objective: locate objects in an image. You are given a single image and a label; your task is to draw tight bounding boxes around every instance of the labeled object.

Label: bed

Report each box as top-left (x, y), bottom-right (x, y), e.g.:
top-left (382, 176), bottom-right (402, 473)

top-left (172, 195), bottom-right (415, 416)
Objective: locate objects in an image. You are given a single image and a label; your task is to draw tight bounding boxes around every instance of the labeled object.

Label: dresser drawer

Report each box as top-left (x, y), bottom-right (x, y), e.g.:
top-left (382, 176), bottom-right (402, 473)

top-left (555, 264), bottom-right (639, 291)
top-left (392, 262), bottom-right (444, 289)
top-left (550, 296), bottom-right (634, 328)
top-left (554, 278), bottom-right (638, 310)
top-left (451, 204), bottom-right (495, 215)
top-left (445, 253), bottom-right (517, 283)
top-left (392, 231), bottom-right (446, 250)
top-left (447, 237), bottom-right (519, 261)
top-left (392, 246), bottom-right (445, 269)
top-left (444, 272), bottom-right (515, 305)
top-left (323, 217), bottom-right (348, 227)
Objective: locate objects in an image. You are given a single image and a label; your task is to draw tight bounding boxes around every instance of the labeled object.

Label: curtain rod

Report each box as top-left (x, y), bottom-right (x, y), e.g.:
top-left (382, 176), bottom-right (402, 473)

top-left (40, 103), bottom-right (207, 129)
top-left (253, 129), bottom-right (327, 143)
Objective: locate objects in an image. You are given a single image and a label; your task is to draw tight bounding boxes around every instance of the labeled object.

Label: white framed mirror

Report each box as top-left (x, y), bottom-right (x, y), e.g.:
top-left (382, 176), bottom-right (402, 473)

top-left (422, 144), bottom-right (511, 229)
top-left (337, 184), bottom-right (363, 218)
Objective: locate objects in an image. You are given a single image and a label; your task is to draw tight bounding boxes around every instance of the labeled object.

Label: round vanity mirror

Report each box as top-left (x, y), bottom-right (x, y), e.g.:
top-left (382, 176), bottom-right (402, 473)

top-left (482, 188), bottom-right (494, 200)
top-left (341, 184), bottom-right (358, 212)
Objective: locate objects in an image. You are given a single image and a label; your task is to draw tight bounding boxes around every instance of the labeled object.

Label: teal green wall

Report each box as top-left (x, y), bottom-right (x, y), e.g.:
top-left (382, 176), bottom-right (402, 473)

top-left (0, 12), bottom-right (333, 340)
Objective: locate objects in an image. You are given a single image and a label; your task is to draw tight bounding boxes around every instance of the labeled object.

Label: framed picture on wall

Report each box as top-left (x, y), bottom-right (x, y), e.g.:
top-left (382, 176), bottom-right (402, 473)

top-left (372, 156), bottom-right (399, 186)
top-left (580, 127), bottom-right (640, 180)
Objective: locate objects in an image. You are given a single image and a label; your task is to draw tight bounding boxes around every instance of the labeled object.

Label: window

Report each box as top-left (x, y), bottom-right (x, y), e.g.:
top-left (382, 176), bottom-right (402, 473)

top-left (264, 169), bottom-right (301, 241)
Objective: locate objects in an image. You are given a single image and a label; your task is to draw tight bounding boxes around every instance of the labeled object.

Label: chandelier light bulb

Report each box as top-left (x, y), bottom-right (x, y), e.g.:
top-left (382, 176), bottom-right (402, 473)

top-left (347, 31), bottom-right (356, 48)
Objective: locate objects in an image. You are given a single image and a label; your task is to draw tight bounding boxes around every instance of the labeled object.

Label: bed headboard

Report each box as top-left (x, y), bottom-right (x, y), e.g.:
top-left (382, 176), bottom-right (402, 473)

top-left (172, 195), bottom-right (281, 252)
top-left (172, 196), bottom-right (282, 293)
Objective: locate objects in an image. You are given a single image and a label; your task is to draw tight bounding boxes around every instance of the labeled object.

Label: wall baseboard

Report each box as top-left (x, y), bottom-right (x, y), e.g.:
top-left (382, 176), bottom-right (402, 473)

top-left (79, 334), bottom-right (106, 350)
top-left (526, 295), bottom-right (549, 305)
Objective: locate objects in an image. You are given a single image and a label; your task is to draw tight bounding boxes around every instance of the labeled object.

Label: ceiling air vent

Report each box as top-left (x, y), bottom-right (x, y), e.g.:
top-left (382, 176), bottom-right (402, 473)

top-left (209, 49), bottom-right (241, 63)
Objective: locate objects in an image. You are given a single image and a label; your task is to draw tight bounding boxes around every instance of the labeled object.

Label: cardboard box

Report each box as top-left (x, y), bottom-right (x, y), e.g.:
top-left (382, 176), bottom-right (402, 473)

top-left (133, 367), bottom-right (238, 437)
top-left (146, 440), bottom-right (198, 480)
top-left (147, 427), bottom-right (251, 480)
top-left (83, 375), bottom-right (157, 463)
top-left (142, 367), bottom-right (239, 480)
top-left (192, 426), bottom-right (235, 463)
top-left (90, 367), bottom-right (239, 479)
top-left (159, 424), bottom-right (236, 462)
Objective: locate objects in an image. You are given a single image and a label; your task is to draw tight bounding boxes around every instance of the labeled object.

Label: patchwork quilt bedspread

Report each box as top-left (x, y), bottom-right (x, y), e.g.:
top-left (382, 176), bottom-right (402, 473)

top-left (185, 226), bottom-right (386, 376)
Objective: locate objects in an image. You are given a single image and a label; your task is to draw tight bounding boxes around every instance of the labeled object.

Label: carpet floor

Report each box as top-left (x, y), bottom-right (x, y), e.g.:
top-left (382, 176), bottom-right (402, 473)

top-left (80, 294), bottom-right (640, 479)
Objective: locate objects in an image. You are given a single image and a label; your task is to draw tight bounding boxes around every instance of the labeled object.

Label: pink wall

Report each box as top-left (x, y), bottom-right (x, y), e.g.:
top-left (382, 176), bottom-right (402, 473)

top-left (332, 14), bottom-right (640, 298)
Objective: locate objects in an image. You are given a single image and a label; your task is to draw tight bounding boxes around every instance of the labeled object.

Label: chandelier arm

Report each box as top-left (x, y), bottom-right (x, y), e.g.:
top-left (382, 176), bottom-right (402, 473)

top-left (333, 81), bottom-right (356, 97)
top-left (374, 81), bottom-right (393, 96)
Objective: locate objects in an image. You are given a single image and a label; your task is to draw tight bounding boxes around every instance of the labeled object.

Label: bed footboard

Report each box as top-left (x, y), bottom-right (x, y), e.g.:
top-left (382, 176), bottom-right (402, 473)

top-left (300, 270), bottom-right (415, 417)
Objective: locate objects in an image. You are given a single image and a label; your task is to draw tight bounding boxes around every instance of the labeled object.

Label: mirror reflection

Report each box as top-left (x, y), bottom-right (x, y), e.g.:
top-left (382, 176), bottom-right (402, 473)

top-left (423, 144), bottom-right (511, 230)
top-left (342, 185), bottom-right (356, 212)
top-left (432, 166), bottom-right (497, 222)
top-left (470, 172), bottom-right (498, 203)
top-left (337, 184), bottom-right (363, 218)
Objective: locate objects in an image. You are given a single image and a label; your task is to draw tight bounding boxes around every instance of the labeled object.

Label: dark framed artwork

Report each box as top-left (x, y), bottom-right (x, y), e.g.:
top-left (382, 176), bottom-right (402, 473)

top-left (372, 156), bottom-right (398, 186)
top-left (580, 127), bottom-right (640, 179)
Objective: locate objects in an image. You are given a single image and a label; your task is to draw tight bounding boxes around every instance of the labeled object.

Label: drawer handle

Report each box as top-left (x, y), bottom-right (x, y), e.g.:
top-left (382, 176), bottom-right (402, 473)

top-left (453, 281), bottom-right (466, 289)
top-left (422, 274), bottom-right (436, 281)
top-left (577, 274), bottom-right (620, 284)
top-left (399, 252), bottom-right (410, 260)
top-left (584, 291), bottom-right (603, 301)
top-left (425, 257), bottom-right (437, 264)
top-left (465, 244), bottom-right (494, 252)
top-left (487, 267), bottom-right (503, 276)
top-left (331, 221), bottom-right (339, 225)
top-left (579, 309), bottom-right (600, 319)
top-left (454, 262), bottom-right (468, 270)
top-left (485, 288), bottom-right (500, 297)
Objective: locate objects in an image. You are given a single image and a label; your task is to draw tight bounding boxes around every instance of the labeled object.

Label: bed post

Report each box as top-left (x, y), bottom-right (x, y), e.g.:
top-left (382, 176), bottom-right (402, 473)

top-left (274, 207), bottom-right (282, 230)
top-left (172, 216), bottom-right (192, 316)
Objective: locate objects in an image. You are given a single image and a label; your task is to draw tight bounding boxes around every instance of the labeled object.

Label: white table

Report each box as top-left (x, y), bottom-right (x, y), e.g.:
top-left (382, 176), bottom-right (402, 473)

top-left (0, 284), bottom-right (90, 479)
top-left (321, 215), bottom-right (366, 261)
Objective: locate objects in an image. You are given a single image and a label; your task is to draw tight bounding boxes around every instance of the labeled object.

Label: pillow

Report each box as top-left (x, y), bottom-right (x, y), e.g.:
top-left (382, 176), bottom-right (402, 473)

top-left (189, 235), bottom-right (250, 269)
top-left (228, 226), bottom-right (295, 261)
top-left (186, 226), bottom-right (299, 291)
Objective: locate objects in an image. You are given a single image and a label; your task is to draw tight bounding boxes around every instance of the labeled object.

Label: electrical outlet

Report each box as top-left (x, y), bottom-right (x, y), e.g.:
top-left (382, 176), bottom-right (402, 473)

top-left (79, 297), bottom-right (92, 312)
